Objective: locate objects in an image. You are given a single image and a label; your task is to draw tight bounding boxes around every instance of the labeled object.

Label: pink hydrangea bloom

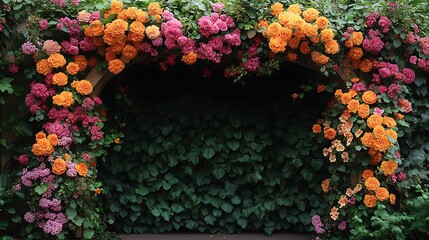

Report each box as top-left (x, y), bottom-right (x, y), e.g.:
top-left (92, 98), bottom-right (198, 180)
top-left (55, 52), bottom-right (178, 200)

top-left (39, 19), bottom-right (49, 30)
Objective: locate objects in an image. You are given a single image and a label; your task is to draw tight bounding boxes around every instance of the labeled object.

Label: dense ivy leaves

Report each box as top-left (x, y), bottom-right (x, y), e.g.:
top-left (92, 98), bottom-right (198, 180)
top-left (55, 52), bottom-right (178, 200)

top-left (99, 62), bottom-right (332, 235)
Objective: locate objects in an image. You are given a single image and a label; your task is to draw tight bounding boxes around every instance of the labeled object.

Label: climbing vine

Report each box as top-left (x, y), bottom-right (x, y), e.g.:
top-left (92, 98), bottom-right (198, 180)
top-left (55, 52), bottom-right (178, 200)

top-left (0, 0), bottom-right (428, 239)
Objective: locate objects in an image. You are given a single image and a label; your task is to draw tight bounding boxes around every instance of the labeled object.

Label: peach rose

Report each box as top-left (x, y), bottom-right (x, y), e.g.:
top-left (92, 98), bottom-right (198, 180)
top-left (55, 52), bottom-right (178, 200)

top-left (271, 2), bottom-right (284, 16)
top-left (375, 187), bottom-right (389, 201)
top-left (76, 163), bottom-right (88, 177)
top-left (380, 160), bottom-right (398, 176)
top-left (36, 59), bottom-right (52, 76)
top-left (362, 91), bottom-right (377, 104)
top-left (364, 177), bottom-right (380, 191)
top-left (363, 194), bottom-right (377, 208)
top-left (52, 158), bottom-right (67, 175)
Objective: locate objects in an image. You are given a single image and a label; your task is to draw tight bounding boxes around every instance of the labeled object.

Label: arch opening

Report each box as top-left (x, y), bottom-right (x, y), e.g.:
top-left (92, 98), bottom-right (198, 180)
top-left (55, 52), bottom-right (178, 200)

top-left (97, 61), bottom-right (334, 234)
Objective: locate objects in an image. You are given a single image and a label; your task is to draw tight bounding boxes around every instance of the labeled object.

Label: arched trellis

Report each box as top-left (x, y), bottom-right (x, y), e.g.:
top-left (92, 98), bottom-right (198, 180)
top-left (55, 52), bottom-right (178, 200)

top-left (16, 0), bottom-right (423, 239)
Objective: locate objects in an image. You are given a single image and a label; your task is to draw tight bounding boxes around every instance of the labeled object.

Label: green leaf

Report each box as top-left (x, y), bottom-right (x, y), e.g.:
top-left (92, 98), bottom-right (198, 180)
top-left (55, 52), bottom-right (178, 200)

top-left (0, 78), bottom-right (13, 94)
top-left (393, 39), bottom-right (402, 48)
top-left (226, 140), bottom-right (240, 151)
top-left (221, 202), bottom-right (233, 213)
top-left (213, 167), bottom-right (225, 179)
top-left (237, 218), bottom-right (248, 229)
top-left (66, 207), bottom-right (77, 220)
top-left (202, 148), bottom-right (215, 159)
top-left (34, 183), bottom-right (49, 195)
top-left (83, 229), bottom-right (95, 239)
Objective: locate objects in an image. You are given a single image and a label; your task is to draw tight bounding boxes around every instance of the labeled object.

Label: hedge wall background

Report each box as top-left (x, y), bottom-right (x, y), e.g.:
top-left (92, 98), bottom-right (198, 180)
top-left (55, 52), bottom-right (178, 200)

top-left (98, 62), bottom-right (336, 234)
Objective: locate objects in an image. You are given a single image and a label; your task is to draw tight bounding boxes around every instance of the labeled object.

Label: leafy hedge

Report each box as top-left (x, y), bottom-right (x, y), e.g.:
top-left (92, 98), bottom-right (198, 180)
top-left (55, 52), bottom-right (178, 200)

top-left (98, 63), bottom-right (333, 234)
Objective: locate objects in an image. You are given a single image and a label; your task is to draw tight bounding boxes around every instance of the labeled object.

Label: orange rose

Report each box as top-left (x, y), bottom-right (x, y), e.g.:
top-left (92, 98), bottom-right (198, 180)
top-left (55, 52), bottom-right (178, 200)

top-left (357, 103), bottom-right (370, 119)
top-left (364, 176), bottom-right (380, 191)
top-left (105, 51), bottom-right (117, 62)
top-left (382, 116), bottom-right (397, 128)
top-left (315, 16), bottom-right (329, 29)
top-left (340, 92), bottom-right (353, 104)
top-left (66, 62), bottom-right (80, 75)
top-left (84, 20), bottom-right (105, 37)
top-left (147, 2), bottom-right (162, 16)
top-left (74, 55), bottom-right (87, 71)
top-left (373, 136), bottom-right (392, 152)
top-left (302, 8), bottom-right (319, 22)
top-left (32, 138), bottom-right (54, 156)
top-left (334, 89), bottom-right (343, 98)
top-left (95, 188), bottom-right (101, 195)
top-left (121, 45), bottom-right (138, 60)
top-left (35, 131), bottom-right (46, 140)
top-left (64, 153), bottom-right (70, 161)
top-left (347, 99), bottom-right (360, 113)
top-left (361, 132), bottom-right (376, 148)
top-left (75, 163), bottom-right (88, 177)
top-left (278, 27), bottom-right (292, 41)
top-left (87, 56), bottom-right (98, 68)
top-left (72, 80), bottom-right (93, 95)
top-left (114, 138), bottom-right (120, 144)
top-left (110, 0), bottom-right (123, 14)
top-left (108, 59), bottom-right (125, 75)
top-left (47, 134), bottom-right (58, 146)
top-left (299, 41), bottom-right (310, 54)
top-left (324, 40), bottom-right (340, 54)
top-left (362, 169), bottom-right (374, 180)
top-left (288, 37), bottom-right (300, 49)
top-left (271, 2), bottom-right (284, 16)
top-left (312, 124), bottom-right (322, 134)
top-left (267, 22), bottom-right (282, 37)
top-left (367, 114), bottom-right (383, 129)
top-left (52, 91), bottom-right (75, 107)
top-left (311, 51), bottom-right (330, 65)
top-left (369, 152), bottom-right (382, 165)
top-left (389, 194), bottom-right (396, 204)
top-left (321, 179), bottom-right (330, 193)
top-left (362, 91), bottom-right (377, 104)
top-left (380, 160), bottom-right (398, 176)
top-left (52, 158), bottom-right (67, 175)
top-left (47, 53), bottom-right (66, 68)
top-left (348, 47), bottom-right (363, 60)
top-left (269, 36), bottom-right (287, 53)
top-left (372, 125), bottom-right (386, 139)
top-left (182, 52), bottom-right (198, 65)
top-left (375, 187), bottom-right (389, 201)
top-left (385, 129), bottom-right (398, 141)
top-left (287, 4), bottom-right (302, 15)
top-left (52, 72), bottom-right (68, 86)
top-left (324, 127), bottom-right (336, 140)
top-left (320, 29), bottom-right (334, 42)
top-left (135, 9), bottom-right (149, 23)
top-left (394, 113), bottom-right (404, 120)
top-left (130, 21), bottom-right (145, 34)
top-left (359, 58), bottom-right (372, 72)
top-left (363, 194), bottom-right (377, 208)
top-left (36, 59), bottom-right (52, 76)
top-left (351, 32), bottom-right (363, 45)
top-left (287, 51), bottom-right (298, 61)
top-left (145, 25), bottom-right (160, 40)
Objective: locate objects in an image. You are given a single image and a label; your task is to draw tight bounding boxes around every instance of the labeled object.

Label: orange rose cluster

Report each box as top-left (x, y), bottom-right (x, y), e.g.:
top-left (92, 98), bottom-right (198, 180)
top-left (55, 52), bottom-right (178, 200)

top-left (31, 132), bottom-right (57, 156)
top-left (363, 176), bottom-right (396, 208)
top-left (343, 30), bottom-right (372, 73)
top-left (82, 1), bottom-right (168, 75)
top-left (263, 3), bottom-right (338, 65)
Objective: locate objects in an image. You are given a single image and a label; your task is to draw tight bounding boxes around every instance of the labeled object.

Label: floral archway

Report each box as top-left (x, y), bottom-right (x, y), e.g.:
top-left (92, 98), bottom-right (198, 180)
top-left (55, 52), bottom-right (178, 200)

top-left (2, 0), bottom-right (428, 239)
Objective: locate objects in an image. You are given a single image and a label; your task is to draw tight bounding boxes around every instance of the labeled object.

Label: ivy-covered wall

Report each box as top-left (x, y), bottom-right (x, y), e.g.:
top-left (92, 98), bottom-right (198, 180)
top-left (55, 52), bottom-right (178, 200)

top-left (98, 62), bottom-right (333, 234)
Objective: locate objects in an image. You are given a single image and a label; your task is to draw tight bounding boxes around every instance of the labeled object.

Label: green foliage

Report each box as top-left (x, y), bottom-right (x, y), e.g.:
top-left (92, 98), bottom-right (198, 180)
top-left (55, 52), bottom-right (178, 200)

top-left (99, 71), bottom-right (331, 235)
